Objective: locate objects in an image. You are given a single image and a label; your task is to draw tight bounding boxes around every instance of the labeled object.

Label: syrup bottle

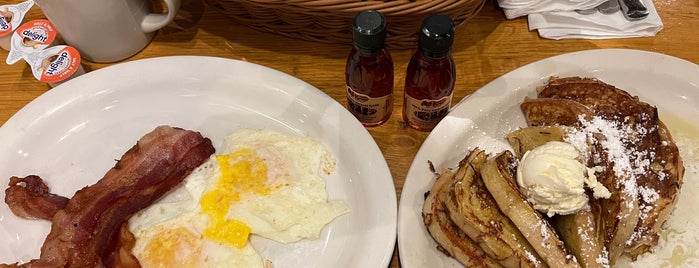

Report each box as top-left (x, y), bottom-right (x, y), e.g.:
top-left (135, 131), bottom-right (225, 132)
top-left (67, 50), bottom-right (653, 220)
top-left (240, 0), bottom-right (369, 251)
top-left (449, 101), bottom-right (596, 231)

top-left (402, 14), bottom-right (456, 132)
top-left (345, 10), bottom-right (394, 127)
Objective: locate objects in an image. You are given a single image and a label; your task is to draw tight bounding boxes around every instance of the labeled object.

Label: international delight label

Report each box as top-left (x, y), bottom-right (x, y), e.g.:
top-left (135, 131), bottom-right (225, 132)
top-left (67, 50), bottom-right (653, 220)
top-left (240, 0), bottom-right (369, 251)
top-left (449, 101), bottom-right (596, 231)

top-left (0, 0), bottom-right (35, 38)
top-left (31, 45), bottom-right (82, 84)
top-left (0, 7), bottom-right (16, 37)
top-left (7, 19), bottom-right (57, 65)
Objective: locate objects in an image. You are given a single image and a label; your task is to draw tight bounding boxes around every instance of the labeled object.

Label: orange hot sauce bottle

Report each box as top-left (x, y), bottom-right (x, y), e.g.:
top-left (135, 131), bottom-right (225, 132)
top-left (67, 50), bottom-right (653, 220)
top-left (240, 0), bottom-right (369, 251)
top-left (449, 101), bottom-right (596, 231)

top-left (402, 14), bottom-right (456, 132)
top-left (345, 10), bottom-right (394, 127)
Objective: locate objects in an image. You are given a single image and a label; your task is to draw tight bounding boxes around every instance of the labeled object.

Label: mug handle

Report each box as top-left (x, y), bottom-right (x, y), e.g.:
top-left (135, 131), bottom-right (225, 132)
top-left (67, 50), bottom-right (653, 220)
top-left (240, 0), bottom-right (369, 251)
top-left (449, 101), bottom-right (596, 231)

top-left (141, 0), bottom-right (182, 33)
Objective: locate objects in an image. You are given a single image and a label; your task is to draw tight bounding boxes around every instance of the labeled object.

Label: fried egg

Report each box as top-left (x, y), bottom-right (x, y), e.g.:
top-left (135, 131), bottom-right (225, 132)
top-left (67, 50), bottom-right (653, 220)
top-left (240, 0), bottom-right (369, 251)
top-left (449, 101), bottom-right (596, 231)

top-left (127, 129), bottom-right (350, 267)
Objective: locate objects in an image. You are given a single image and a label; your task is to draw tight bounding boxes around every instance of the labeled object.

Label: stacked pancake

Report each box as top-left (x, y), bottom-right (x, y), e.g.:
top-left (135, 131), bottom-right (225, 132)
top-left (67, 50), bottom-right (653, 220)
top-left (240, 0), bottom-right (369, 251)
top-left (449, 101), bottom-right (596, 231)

top-left (422, 77), bottom-right (684, 267)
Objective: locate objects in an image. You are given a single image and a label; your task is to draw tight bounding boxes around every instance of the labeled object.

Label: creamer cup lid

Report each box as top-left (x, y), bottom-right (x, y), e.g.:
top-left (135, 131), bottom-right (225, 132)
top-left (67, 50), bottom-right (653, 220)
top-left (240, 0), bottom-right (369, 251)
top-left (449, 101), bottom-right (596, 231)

top-left (31, 45), bottom-right (81, 83)
top-left (6, 19), bottom-right (57, 65)
top-left (0, 0), bottom-right (34, 38)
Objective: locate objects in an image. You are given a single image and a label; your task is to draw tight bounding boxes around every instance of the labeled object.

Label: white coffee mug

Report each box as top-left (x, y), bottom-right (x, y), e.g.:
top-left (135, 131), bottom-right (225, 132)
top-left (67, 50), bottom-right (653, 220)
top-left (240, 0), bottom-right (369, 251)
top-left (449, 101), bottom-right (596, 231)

top-left (34, 0), bottom-right (181, 63)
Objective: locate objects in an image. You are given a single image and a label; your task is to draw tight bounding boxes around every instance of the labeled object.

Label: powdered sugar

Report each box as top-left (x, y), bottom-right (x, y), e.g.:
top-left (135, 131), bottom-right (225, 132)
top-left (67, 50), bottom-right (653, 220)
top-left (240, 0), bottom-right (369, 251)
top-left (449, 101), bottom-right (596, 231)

top-left (539, 222), bottom-right (549, 246)
top-left (564, 113), bottom-right (672, 257)
top-left (597, 249), bottom-right (610, 268)
top-left (638, 186), bottom-right (660, 205)
top-left (564, 115), bottom-right (650, 199)
top-left (523, 249), bottom-right (541, 267)
top-left (616, 115), bottom-right (699, 267)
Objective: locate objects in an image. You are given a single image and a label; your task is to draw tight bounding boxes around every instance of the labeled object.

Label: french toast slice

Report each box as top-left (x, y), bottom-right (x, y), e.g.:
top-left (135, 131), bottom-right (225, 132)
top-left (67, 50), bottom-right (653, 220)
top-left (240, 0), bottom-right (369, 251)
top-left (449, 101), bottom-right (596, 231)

top-left (524, 76), bottom-right (683, 263)
top-left (440, 149), bottom-right (544, 267)
top-left (589, 140), bottom-right (640, 264)
top-left (480, 150), bottom-right (580, 268)
top-left (521, 98), bottom-right (593, 127)
top-left (521, 77), bottom-right (639, 264)
top-left (550, 210), bottom-right (607, 268)
top-left (625, 120), bottom-right (684, 257)
top-left (506, 126), bottom-right (609, 268)
top-left (506, 126), bottom-right (568, 158)
top-left (422, 169), bottom-right (502, 267)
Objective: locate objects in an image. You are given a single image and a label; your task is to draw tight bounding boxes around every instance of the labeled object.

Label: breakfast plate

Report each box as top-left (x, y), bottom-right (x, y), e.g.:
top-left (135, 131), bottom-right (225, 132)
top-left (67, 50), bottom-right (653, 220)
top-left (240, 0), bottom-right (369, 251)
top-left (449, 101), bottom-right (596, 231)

top-left (0, 56), bottom-right (396, 267)
top-left (397, 48), bottom-right (699, 267)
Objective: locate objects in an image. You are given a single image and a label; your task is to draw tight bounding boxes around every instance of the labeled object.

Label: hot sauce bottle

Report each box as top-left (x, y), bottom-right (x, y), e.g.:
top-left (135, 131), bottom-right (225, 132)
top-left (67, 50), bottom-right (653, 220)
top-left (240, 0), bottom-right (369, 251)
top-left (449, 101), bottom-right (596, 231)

top-left (402, 14), bottom-right (456, 132)
top-left (345, 10), bottom-right (394, 127)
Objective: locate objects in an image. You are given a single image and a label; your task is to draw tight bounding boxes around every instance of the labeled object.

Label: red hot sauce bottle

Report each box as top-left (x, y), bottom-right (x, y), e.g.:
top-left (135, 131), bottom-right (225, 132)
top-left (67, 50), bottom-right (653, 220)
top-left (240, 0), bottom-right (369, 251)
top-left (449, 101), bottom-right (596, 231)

top-left (402, 14), bottom-right (456, 132)
top-left (345, 10), bottom-right (394, 127)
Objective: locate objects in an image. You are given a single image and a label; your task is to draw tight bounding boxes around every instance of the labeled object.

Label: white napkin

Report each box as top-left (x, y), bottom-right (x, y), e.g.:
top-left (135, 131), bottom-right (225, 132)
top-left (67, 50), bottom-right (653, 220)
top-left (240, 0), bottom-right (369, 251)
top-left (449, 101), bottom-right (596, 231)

top-left (528, 0), bottom-right (663, 39)
top-left (498, 0), bottom-right (608, 19)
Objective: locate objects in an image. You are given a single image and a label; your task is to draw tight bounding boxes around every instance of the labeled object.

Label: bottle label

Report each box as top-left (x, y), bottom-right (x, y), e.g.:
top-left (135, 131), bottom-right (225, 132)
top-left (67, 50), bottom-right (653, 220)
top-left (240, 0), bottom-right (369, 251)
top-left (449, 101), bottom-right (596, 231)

top-left (347, 85), bottom-right (392, 123)
top-left (404, 93), bottom-right (452, 129)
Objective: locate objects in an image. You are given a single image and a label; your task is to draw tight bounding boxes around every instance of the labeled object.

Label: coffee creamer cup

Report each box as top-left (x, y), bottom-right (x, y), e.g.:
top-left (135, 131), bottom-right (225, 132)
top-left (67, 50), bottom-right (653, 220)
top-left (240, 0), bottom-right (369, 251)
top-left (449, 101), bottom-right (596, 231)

top-left (6, 19), bottom-right (57, 65)
top-left (0, 0), bottom-right (34, 51)
top-left (30, 45), bottom-right (85, 87)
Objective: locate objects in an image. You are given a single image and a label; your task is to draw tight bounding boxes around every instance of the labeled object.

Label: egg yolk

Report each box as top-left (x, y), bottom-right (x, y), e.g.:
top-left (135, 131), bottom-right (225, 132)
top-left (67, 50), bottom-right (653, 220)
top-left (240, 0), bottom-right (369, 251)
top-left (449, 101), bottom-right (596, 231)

top-left (200, 148), bottom-right (274, 248)
top-left (139, 227), bottom-right (202, 267)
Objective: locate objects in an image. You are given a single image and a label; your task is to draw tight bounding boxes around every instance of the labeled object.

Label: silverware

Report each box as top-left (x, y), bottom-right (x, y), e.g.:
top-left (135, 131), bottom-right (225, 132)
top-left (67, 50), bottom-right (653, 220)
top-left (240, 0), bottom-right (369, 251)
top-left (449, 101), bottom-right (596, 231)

top-left (597, 0), bottom-right (621, 14)
top-left (575, 0), bottom-right (620, 15)
top-left (575, 8), bottom-right (597, 15)
top-left (619, 0), bottom-right (650, 20)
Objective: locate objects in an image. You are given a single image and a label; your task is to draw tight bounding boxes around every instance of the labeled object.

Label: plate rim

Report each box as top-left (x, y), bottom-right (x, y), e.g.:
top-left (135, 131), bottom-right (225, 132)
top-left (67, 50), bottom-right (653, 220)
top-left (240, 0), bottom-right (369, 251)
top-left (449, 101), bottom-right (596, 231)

top-left (397, 48), bottom-right (699, 267)
top-left (0, 55), bottom-right (397, 267)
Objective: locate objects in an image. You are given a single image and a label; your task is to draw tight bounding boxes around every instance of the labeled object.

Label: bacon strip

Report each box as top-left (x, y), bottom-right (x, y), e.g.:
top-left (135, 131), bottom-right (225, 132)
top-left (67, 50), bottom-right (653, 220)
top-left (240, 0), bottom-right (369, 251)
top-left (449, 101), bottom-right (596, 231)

top-left (3, 125), bottom-right (215, 268)
top-left (5, 175), bottom-right (70, 220)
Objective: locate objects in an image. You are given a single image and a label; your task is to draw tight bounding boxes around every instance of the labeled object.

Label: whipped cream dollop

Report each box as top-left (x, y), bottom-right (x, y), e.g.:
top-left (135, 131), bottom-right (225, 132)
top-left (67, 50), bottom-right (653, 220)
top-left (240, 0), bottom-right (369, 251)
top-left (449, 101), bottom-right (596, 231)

top-left (516, 141), bottom-right (611, 217)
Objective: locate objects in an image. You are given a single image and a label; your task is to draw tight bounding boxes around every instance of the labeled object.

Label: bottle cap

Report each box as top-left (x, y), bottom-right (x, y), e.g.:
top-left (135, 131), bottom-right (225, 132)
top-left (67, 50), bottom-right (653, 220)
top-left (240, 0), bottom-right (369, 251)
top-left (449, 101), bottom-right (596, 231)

top-left (352, 10), bottom-right (387, 52)
top-left (418, 14), bottom-right (455, 58)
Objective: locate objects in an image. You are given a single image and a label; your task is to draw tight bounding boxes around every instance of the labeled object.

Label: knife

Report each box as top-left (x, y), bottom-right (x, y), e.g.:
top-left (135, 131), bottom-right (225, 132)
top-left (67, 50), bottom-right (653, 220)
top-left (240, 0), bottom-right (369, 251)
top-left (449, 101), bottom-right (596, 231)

top-left (576, 0), bottom-right (620, 15)
top-left (575, 8), bottom-right (597, 15)
top-left (597, 0), bottom-right (621, 14)
top-left (619, 0), bottom-right (650, 21)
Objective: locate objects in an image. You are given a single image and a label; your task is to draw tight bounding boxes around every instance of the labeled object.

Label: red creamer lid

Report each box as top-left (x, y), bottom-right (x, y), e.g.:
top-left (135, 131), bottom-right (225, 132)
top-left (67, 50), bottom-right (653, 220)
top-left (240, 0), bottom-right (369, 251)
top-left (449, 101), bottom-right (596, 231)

top-left (31, 45), bottom-right (82, 83)
top-left (6, 19), bottom-right (57, 64)
top-left (0, 0), bottom-right (35, 38)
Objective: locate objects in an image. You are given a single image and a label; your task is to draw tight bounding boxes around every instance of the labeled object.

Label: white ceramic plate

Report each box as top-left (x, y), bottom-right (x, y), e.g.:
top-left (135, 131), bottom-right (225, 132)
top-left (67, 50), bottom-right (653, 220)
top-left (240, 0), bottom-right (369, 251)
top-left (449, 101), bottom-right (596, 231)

top-left (398, 49), bottom-right (699, 267)
top-left (0, 56), bottom-right (396, 267)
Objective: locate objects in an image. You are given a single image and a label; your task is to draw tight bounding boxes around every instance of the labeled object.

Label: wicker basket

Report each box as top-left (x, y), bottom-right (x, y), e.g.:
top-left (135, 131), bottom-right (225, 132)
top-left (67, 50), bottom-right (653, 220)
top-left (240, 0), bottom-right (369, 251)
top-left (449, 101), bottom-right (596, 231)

top-left (203, 0), bottom-right (486, 49)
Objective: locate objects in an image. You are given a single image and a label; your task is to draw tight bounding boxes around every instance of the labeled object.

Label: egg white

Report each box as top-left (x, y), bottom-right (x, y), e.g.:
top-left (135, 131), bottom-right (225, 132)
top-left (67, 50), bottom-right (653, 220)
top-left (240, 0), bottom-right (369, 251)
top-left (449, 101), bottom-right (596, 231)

top-left (127, 129), bottom-right (350, 267)
top-left (128, 159), bottom-right (264, 268)
top-left (221, 129), bottom-right (350, 243)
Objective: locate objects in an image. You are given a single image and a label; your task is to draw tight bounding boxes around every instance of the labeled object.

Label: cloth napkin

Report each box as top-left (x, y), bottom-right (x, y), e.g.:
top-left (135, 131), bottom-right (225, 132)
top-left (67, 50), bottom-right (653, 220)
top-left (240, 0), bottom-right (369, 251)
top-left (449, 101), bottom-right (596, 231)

top-left (498, 0), bottom-right (608, 19)
top-left (528, 0), bottom-right (663, 39)
top-left (497, 0), bottom-right (664, 40)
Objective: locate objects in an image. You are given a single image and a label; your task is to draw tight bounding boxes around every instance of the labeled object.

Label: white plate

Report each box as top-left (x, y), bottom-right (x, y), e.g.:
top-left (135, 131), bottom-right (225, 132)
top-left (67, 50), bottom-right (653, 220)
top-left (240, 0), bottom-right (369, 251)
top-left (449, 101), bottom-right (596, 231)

top-left (398, 49), bottom-right (699, 267)
top-left (0, 56), bottom-right (396, 267)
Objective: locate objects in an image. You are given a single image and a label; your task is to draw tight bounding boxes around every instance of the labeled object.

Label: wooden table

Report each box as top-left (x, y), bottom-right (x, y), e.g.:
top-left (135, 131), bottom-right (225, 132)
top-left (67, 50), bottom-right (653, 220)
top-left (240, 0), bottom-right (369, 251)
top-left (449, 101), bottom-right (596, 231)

top-left (1, 0), bottom-right (697, 267)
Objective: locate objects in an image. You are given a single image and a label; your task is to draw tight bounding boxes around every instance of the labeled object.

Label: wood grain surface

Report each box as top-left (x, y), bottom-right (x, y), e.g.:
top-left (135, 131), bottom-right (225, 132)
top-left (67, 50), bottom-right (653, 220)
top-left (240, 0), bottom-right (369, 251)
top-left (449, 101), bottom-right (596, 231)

top-left (1, 0), bottom-right (697, 267)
